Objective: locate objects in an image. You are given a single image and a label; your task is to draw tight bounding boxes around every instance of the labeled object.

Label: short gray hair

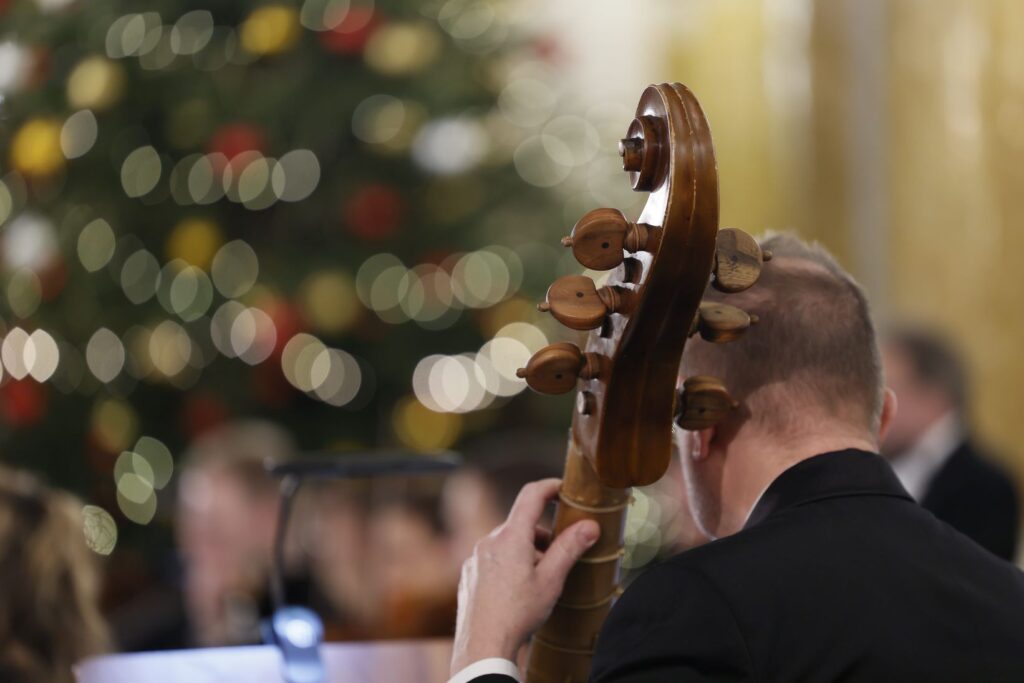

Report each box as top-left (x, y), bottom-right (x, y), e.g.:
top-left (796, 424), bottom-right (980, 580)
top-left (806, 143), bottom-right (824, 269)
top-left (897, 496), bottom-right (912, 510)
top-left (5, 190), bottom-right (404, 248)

top-left (683, 233), bottom-right (884, 434)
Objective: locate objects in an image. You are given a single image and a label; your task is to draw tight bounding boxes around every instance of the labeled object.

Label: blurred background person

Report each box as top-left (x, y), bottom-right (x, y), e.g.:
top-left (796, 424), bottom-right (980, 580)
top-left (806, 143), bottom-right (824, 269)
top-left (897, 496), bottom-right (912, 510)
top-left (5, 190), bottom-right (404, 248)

top-left (0, 466), bottom-right (109, 683)
top-left (175, 420), bottom-right (301, 646)
top-left (306, 471), bottom-right (460, 641)
top-left (367, 486), bottom-right (456, 638)
top-left (882, 327), bottom-right (1020, 561)
top-left (443, 431), bottom-right (564, 570)
top-left (304, 480), bottom-right (376, 640)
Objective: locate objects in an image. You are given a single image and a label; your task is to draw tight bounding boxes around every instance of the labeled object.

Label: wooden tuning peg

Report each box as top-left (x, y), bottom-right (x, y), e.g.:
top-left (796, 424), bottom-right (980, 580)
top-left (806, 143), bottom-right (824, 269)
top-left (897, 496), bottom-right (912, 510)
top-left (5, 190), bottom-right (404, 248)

top-left (515, 342), bottom-right (603, 395)
top-left (619, 115), bottom-right (665, 192)
top-left (689, 301), bottom-right (756, 343)
top-left (712, 228), bottom-right (772, 293)
top-left (538, 275), bottom-right (630, 331)
top-left (675, 376), bottom-right (738, 430)
top-left (561, 208), bottom-right (660, 271)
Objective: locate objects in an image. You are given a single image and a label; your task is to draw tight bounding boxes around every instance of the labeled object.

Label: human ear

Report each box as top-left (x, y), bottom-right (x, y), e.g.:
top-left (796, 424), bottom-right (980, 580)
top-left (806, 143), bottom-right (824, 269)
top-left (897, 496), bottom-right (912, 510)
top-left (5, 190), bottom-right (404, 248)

top-left (877, 388), bottom-right (898, 442)
top-left (692, 427), bottom-right (714, 462)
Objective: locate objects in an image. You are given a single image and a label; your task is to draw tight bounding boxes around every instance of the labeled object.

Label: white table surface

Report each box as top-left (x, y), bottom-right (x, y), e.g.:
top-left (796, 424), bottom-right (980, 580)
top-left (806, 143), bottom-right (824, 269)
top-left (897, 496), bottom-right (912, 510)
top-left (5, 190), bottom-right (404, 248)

top-left (75, 638), bottom-right (453, 683)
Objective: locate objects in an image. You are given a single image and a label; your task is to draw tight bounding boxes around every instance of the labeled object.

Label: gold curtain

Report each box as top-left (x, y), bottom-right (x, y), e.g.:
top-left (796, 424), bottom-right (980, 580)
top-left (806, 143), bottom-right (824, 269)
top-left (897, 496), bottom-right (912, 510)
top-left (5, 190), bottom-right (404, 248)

top-left (667, 0), bottom-right (1024, 479)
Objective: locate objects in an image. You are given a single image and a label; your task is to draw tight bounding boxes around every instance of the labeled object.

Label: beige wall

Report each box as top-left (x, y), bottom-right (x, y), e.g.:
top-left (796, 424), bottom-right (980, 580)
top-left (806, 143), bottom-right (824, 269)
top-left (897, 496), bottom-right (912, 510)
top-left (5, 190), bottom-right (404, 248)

top-left (528, 0), bottom-right (1024, 480)
top-left (663, 0), bottom-right (1024, 480)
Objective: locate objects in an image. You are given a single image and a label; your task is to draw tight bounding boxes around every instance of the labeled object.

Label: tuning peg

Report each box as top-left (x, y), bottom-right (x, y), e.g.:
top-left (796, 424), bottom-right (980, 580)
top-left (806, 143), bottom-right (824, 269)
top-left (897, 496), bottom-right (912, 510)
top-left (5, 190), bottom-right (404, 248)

top-left (712, 228), bottom-right (772, 293)
top-left (515, 342), bottom-right (603, 395)
top-left (561, 208), bottom-right (660, 271)
top-left (619, 115), bottom-right (665, 192)
top-left (675, 376), bottom-right (738, 430)
top-left (689, 301), bottom-right (756, 343)
top-left (538, 275), bottom-right (630, 331)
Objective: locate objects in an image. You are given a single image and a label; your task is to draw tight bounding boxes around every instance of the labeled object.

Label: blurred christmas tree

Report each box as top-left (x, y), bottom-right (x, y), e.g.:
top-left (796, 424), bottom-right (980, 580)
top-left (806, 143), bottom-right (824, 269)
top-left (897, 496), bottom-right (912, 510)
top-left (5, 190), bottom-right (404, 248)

top-left (0, 0), bottom-right (587, 532)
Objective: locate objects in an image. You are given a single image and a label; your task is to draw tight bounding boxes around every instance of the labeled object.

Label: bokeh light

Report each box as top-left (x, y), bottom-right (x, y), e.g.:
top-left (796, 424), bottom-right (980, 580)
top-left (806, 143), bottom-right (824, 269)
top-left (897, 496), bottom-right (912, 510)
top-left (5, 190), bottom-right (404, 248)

top-left (7, 269), bottom-right (42, 318)
top-left (299, 0), bottom-right (355, 31)
top-left (272, 149), bottom-right (321, 202)
top-left (230, 306), bottom-right (276, 364)
top-left (120, 145), bottom-right (162, 198)
top-left (170, 11), bottom-right (215, 55)
top-left (60, 110), bottom-right (99, 159)
top-left (82, 505), bottom-right (118, 556)
top-left (67, 56), bottom-right (125, 112)
top-left (120, 249), bottom-right (161, 304)
top-left (77, 218), bottom-right (116, 272)
top-left (91, 397), bottom-right (139, 454)
top-left (149, 320), bottom-right (192, 377)
top-left (133, 436), bottom-right (174, 489)
top-left (86, 328), bottom-right (126, 383)
top-left (26, 330), bottom-right (59, 382)
top-left (412, 117), bottom-right (488, 175)
top-left (2, 212), bottom-right (58, 272)
top-left (211, 240), bottom-right (259, 298)
top-left (1, 327), bottom-right (30, 380)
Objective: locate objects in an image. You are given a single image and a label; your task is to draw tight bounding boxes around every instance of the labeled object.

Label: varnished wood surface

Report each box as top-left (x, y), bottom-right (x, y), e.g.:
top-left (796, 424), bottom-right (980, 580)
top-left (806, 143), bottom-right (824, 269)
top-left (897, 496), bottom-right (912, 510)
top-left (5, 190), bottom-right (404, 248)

top-left (525, 83), bottom-right (722, 683)
top-left (571, 83), bottom-right (720, 489)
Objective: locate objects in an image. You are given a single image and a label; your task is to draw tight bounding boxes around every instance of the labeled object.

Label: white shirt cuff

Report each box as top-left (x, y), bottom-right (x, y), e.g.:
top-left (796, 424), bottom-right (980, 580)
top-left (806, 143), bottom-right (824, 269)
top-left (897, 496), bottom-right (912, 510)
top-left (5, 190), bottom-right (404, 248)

top-left (448, 657), bottom-right (521, 683)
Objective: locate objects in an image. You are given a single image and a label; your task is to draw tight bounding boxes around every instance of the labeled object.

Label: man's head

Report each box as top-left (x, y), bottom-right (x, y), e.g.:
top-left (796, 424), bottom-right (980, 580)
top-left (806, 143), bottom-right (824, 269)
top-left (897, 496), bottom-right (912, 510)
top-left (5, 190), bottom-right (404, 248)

top-left (678, 234), bottom-right (895, 538)
top-left (880, 327), bottom-right (966, 457)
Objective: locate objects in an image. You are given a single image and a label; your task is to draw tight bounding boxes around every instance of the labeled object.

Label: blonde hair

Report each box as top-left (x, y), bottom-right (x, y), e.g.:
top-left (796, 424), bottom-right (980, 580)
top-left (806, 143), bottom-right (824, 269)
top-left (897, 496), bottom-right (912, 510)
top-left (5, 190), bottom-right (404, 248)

top-left (0, 467), bottom-right (109, 683)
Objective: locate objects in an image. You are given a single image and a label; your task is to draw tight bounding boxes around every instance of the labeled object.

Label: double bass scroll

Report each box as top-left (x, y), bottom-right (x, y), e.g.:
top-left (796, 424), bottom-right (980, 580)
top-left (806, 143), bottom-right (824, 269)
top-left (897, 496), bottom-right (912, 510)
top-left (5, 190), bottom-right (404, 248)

top-left (516, 83), bottom-right (770, 683)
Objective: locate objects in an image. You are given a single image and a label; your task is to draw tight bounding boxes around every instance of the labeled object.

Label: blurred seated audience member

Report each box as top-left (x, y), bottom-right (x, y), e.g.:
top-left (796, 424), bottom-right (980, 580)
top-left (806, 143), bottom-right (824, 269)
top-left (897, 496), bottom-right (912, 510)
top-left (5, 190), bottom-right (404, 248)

top-left (882, 327), bottom-right (1019, 560)
top-left (0, 466), bottom-right (109, 683)
top-left (176, 420), bottom-right (298, 646)
top-left (368, 482), bottom-right (458, 638)
top-left (305, 480), bottom-right (376, 640)
top-left (443, 431), bottom-right (564, 569)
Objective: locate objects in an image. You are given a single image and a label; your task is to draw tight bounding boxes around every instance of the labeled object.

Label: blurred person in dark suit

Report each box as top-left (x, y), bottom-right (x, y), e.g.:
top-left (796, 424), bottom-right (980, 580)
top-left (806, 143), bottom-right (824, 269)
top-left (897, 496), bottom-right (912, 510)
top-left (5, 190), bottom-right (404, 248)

top-left (882, 327), bottom-right (1020, 561)
top-left (0, 466), bottom-right (109, 683)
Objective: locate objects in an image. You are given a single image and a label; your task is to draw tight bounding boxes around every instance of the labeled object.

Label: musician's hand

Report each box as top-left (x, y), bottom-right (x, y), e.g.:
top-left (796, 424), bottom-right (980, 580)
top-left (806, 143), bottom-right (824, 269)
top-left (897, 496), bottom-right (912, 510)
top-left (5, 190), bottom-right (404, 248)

top-left (451, 478), bottom-right (600, 675)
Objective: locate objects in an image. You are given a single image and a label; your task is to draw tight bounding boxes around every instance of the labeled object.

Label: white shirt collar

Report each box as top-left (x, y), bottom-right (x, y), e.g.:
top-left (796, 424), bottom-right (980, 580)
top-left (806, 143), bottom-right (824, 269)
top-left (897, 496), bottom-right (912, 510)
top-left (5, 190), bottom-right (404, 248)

top-left (888, 411), bottom-right (964, 501)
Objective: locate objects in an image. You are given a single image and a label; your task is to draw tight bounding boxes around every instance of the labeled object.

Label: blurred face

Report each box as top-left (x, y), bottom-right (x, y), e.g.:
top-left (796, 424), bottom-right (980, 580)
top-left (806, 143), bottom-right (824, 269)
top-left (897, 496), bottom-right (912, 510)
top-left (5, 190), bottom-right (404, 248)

top-left (369, 506), bottom-right (454, 600)
top-left (442, 470), bottom-right (503, 566)
top-left (176, 465), bottom-right (279, 644)
top-left (880, 344), bottom-right (949, 457)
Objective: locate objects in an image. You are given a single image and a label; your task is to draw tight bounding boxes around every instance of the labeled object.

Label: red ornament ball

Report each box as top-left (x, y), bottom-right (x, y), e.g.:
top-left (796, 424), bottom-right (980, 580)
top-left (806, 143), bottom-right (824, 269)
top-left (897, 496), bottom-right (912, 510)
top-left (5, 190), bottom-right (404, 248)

top-left (344, 184), bottom-right (404, 241)
top-left (318, 7), bottom-right (382, 55)
top-left (208, 122), bottom-right (267, 171)
top-left (180, 392), bottom-right (229, 440)
top-left (0, 380), bottom-right (47, 428)
top-left (262, 297), bottom-right (304, 359)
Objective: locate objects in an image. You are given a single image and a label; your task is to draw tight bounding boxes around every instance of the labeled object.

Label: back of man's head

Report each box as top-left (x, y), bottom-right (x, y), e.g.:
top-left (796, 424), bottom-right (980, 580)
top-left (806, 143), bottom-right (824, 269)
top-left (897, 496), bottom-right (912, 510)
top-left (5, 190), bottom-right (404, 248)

top-left (682, 234), bottom-right (884, 438)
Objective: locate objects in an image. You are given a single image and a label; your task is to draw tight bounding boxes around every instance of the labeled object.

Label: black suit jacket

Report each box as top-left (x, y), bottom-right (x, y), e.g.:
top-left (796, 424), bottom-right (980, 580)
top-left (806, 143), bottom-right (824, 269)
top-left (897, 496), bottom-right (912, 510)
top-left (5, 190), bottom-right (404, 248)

top-left (469, 450), bottom-right (1024, 682)
top-left (921, 440), bottom-right (1019, 561)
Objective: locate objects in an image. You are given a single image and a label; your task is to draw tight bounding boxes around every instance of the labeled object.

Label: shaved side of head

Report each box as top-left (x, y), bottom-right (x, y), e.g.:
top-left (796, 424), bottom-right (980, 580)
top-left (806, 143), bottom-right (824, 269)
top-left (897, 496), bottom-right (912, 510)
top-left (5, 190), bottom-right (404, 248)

top-left (683, 234), bottom-right (884, 436)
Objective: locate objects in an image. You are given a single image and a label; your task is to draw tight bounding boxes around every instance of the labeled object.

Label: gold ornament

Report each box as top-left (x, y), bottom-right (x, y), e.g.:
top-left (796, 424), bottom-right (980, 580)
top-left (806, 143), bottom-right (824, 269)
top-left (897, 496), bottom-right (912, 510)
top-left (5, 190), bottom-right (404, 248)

top-left (299, 270), bottom-right (362, 334)
top-left (392, 395), bottom-right (463, 451)
top-left (240, 6), bottom-right (302, 56)
top-left (10, 118), bottom-right (65, 179)
top-left (364, 22), bottom-right (443, 77)
top-left (165, 218), bottom-right (224, 271)
top-left (67, 56), bottom-right (126, 112)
